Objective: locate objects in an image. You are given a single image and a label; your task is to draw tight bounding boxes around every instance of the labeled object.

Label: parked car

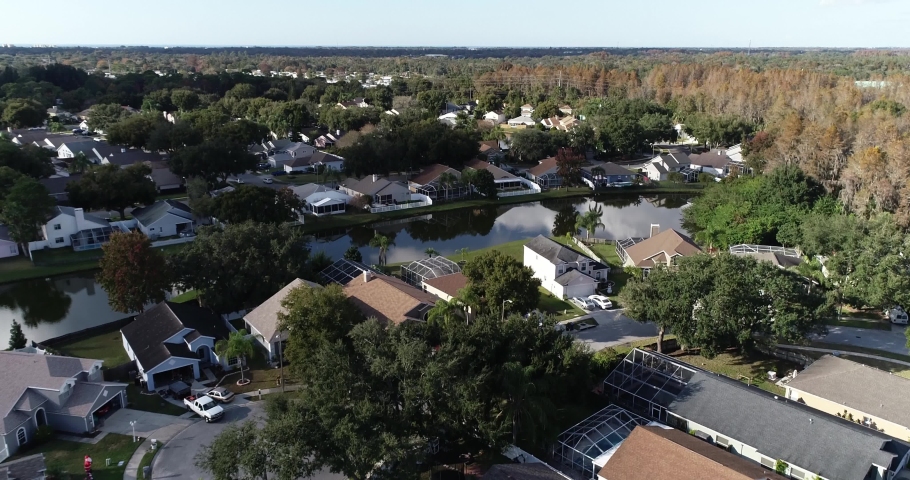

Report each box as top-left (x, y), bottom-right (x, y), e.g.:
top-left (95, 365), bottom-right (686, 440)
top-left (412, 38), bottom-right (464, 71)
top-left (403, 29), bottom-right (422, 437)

top-left (588, 295), bottom-right (613, 309)
top-left (178, 231), bottom-right (196, 238)
top-left (262, 177), bottom-right (274, 184)
top-left (271, 171), bottom-right (288, 177)
top-left (571, 297), bottom-right (596, 310)
top-left (888, 306), bottom-right (908, 324)
top-left (256, 162), bottom-right (270, 170)
top-left (168, 381), bottom-right (191, 399)
top-left (184, 395), bottom-right (224, 422)
top-left (206, 387), bottom-right (235, 403)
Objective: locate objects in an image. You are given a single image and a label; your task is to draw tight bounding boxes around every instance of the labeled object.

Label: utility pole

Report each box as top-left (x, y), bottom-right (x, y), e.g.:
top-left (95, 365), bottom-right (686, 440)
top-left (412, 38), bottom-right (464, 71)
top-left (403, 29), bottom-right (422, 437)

top-left (278, 340), bottom-right (285, 393)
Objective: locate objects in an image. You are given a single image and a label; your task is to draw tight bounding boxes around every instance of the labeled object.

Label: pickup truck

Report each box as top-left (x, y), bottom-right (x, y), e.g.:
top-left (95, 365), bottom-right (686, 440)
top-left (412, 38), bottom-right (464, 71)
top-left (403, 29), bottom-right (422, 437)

top-left (183, 395), bottom-right (225, 422)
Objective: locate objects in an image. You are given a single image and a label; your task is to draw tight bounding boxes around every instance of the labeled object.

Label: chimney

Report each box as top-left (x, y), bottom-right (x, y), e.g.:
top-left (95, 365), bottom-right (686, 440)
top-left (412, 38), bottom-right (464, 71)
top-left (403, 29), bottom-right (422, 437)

top-left (650, 224), bottom-right (660, 238)
top-left (336, 129), bottom-right (341, 136)
top-left (121, 148), bottom-right (126, 153)
top-left (6, 127), bottom-right (10, 132)
top-left (363, 270), bottom-right (373, 283)
top-left (372, 174), bottom-right (378, 183)
top-left (74, 208), bottom-right (86, 230)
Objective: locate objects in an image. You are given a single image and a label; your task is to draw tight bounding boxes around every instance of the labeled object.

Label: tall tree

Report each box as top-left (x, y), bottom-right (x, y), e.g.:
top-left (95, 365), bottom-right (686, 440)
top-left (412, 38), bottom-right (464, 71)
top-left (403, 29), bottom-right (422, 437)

top-left (212, 186), bottom-right (302, 224)
top-left (8, 319), bottom-right (26, 350)
top-left (0, 141), bottom-right (54, 178)
top-left (368, 233), bottom-right (394, 266)
top-left (462, 250), bottom-right (541, 314)
top-left (575, 205), bottom-right (605, 240)
top-left (496, 362), bottom-right (554, 445)
top-left (1, 99), bottom-right (47, 128)
top-left (65, 163), bottom-right (156, 219)
top-left (555, 147), bottom-right (584, 187)
top-left (96, 231), bottom-right (173, 314)
top-left (87, 103), bottom-right (132, 132)
top-left (343, 245), bottom-right (363, 263)
top-left (105, 115), bottom-right (160, 149)
top-left (0, 177), bottom-right (54, 253)
top-left (169, 141), bottom-right (258, 184)
top-left (215, 329), bottom-right (260, 384)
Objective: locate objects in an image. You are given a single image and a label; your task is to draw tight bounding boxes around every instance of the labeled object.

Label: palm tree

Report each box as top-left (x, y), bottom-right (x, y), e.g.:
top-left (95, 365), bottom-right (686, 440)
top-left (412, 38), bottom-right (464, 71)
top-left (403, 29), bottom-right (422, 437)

top-left (496, 362), bottom-right (554, 445)
top-left (460, 168), bottom-right (478, 199)
top-left (427, 299), bottom-right (464, 328)
top-left (456, 247), bottom-right (469, 263)
top-left (438, 171), bottom-right (458, 199)
top-left (424, 247), bottom-right (438, 258)
top-left (455, 287), bottom-right (481, 321)
top-left (215, 329), bottom-right (260, 385)
top-left (369, 233), bottom-right (394, 266)
top-left (575, 205), bottom-right (605, 240)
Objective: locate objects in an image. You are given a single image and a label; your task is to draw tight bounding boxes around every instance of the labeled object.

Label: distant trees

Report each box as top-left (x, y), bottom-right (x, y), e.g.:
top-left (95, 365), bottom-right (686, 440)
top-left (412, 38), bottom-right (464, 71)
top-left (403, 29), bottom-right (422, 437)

top-left (509, 129), bottom-right (556, 162)
top-left (87, 103), bottom-right (132, 131)
top-left (0, 141), bottom-right (54, 178)
top-left (65, 163), bottom-right (157, 219)
top-left (97, 231), bottom-right (172, 314)
top-left (212, 186), bottom-right (302, 224)
top-left (105, 114), bottom-right (160, 149)
top-left (168, 141), bottom-right (258, 184)
top-left (1, 99), bottom-right (46, 128)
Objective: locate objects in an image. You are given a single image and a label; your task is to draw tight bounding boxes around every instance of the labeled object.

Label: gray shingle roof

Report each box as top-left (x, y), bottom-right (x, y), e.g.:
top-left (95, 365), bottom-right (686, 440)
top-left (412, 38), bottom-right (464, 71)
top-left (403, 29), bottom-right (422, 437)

top-left (121, 301), bottom-right (228, 370)
top-left (669, 372), bottom-right (909, 480)
top-left (131, 200), bottom-right (192, 228)
top-left (525, 235), bottom-right (590, 265)
top-left (554, 269), bottom-right (597, 286)
top-left (340, 177), bottom-right (408, 197)
top-left (52, 206), bottom-right (109, 226)
top-left (0, 453), bottom-right (46, 480)
top-left (584, 162), bottom-right (635, 176)
top-left (483, 463), bottom-right (569, 480)
top-left (52, 381), bottom-right (126, 417)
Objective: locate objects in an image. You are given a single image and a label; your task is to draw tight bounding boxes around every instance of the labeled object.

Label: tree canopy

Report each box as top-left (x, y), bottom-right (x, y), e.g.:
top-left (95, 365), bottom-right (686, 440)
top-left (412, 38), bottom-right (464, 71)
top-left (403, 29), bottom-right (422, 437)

top-left (212, 185), bottom-right (302, 224)
top-left (0, 177), bottom-right (54, 251)
top-left (65, 163), bottom-right (157, 219)
top-left (168, 141), bottom-right (258, 184)
top-left (462, 250), bottom-right (541, 315)
top-left (97, 231), bottom-right (172, 314)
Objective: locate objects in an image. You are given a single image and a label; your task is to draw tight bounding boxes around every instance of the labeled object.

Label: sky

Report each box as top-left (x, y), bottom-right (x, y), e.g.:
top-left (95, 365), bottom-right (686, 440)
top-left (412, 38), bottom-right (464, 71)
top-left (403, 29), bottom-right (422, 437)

top-left (3, 0), bottom-right (910, 48)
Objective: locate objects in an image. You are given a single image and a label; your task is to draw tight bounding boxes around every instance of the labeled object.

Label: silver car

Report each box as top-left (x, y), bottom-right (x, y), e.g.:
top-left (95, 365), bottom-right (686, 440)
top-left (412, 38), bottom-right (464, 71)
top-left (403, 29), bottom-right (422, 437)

top-left (571, 297), bottom-right (596, 310)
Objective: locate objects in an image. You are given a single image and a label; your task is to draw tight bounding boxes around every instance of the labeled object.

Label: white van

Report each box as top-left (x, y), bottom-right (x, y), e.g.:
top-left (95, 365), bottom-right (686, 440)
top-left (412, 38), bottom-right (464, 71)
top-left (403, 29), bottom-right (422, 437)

top-left (888, 306), bottom-right (908, 325)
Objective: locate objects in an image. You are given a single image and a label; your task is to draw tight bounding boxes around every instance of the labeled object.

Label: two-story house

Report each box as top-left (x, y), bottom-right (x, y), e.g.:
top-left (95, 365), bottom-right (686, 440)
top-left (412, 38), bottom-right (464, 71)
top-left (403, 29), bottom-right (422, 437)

top-left (616, 226), bottom-right (701, 276)
top-left (643, 152), bottom-right (692, 182)
top-left (121, 301), bottom-right (232, 392)
top-left (41, 207), bottom-right (112, 250)
top-left (524, 235), bottom-right (608, 299)
top-left (0, 351), bottom-right (127, 461)
top-left (581, 162), bottom-right (637, 188)
top-left (242, 279), bottom-right (323, 362)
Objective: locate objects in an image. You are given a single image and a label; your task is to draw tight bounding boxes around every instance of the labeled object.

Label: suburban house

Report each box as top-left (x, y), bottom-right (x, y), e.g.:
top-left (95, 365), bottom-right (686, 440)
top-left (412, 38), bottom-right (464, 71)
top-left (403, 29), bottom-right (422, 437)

top-left (267, 142), bottom-right (317, 169)
top-left (148, 163), bottom-right (183, 192)
top-left (56, 140), bottom-right (99, 159)
top-left (38, 175), bottom-right (80, 202)
top-left (408, 163), bottom-right (467, 200)
top-left (729, 244), bottom-right (803, 270)
top-left (4, 129), bottom-right (69, 150)
top-left (597, 425), bottom-right (786, 480)
top-left (485, 464), bottom-right (571, 480)
top-left (528, 157), bottom-right (561, 189)
top-left (581, 162), bottom-right (637, 188)
top-left (314, 131), bottom-right (344, 149)
top-left (283, 151), bottom-right (345, 173)
top-left (121, 301), bottom-right (232, 392)
top-left (478, 140), bottom-right (506, 163)
top-left (559, 105), bottom-right (574, 116)
top-left (482, 111), bottom-right (507, 126)
top-left (40, 206), bottom-right (113, 251)
top-left (423, 272), bottom-right (468, 303)
top-left (343, 271), bottom-right (440, 325)
top-left (507, 115), bottom-right (536, 128)
top-left (524, 235), bottom-right (608, 299)
top-left (541, 116), bottom-right (579, 131)
top-left (464, 159), bottom-right (531, 192)
top-left (96, 147), bottom-right (165, 168)
top-left (643, 152), bottom-right (693, 182)
top-left (243, 279), bottom-right (323, 362)
top-left (0, 226), bottom-right (19, 259)
top-left (603, 349), bottom-right (910, 480)
top-left (339, 176), bottom-right (410, 205)
top-left (336, 97), bottom-right (369, 109)
top-left (688, 148), bottom-right (734, 178)
top-left (290, 184), bottom-right (352, 216)
top-left (0, 351), bottom-right (127, 462)
top-left (616, 226), bottom-right (701, 275)
top-left (783, 355), bottom-right (910, 439)
top-left (520, 104), bottom-right (535, 117)
top-left (0, 453), bottom-right (47, 480)
top-left (130, 200), bottom-right (194, 238)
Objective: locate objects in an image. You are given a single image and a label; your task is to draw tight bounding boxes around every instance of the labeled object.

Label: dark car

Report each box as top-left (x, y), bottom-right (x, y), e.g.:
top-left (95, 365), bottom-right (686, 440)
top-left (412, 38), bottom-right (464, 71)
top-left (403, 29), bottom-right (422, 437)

top-left (256, 162), bottom-right (270, 170)
top-left (168, 381), bottom-right (191, 399)
top-left (271, 170), bottom-right (288, 177)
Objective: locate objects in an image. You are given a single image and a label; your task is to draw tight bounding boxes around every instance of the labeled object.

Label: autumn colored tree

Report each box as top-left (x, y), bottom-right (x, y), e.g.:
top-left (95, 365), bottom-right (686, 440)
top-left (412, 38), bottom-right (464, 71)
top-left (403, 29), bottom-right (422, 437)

top-left (555, 147), bottom-right (584, 187)
top-left (97, 231), bottom-right (173, 314)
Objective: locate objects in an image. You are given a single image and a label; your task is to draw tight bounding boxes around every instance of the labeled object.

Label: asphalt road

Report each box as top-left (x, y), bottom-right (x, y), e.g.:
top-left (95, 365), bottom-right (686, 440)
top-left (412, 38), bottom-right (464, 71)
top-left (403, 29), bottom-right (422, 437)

top-left (152, 401), bottom-right (343, 480)
top-left (570, 309), bottom-right (659, 351)
top-left (811, 324), bottom-right (910, 356)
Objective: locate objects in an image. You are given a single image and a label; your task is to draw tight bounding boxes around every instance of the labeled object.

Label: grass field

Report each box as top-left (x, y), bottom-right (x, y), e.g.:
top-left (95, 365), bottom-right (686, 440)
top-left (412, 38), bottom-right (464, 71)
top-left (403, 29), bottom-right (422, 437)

top-left (668, 349), bottom-right (798, 395)
top-left (9, 433), bottom-right (140, 480)
top-left (223, 357), bottom-right (285, 394)
top-left (170, 290), bottom-right (198, 303)
top-left (55, 325), bottom-right (130, 368)
top-left (126, 385), bottom-right (186, 416)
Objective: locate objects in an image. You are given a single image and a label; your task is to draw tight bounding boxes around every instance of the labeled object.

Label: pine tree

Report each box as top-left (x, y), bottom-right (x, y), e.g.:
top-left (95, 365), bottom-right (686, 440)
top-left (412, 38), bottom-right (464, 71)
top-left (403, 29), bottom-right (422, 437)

top-left (9, 319), bottom-right (26, 350)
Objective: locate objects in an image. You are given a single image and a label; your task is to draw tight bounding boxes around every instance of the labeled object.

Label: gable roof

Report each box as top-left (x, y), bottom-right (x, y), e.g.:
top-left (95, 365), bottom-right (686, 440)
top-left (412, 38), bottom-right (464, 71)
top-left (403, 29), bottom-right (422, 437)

top-left (529, 157), bottom-right (558, 177)
top-left (57, 140), bottom-right (99, 155)
top-left (148, 163), bottom-right (182, 187)
top-left (464, 158), bottom-right (515, 180)
top-left (101, 148), bottom-right (165, 167)
top-left (622, 229), bottom-right (701, 267)
top-left (554, 269), bottom-right (597, 286)
top-left (423, 272), bottom-right (468, 299)
top-left (584, 162), bottom-right (635, 177)
top-left (288, 151), bottom-right (344, 168)
top-left (689, 149), bottom-right (733, 169)
top-left (341, 177), bottom-right (409, 196)
top-left (654, 152), bottom-right (691, 169)
top-left (410, 163), bottom-right (461, 186)
top-left (244, 279), bottom-right (322, 343)
top-left (483, 463), bottom-right (570, 480)
top-left (39, 174), bottom-right (80, 196)
top-left (525, 235), bottom-right (591, 265)
top-left (289, 183), bottom-right (332, 199)
top-left (786, 355), bottom-right (910, 429)
top-left (599, 426), bottom-right (787, 480)
top-left (50, 206), bottom-right (109, 226)
top-left (478, 140), bottom-right (502, 153)
top-left (343, 275), bottom-right (439, 325)
top-left (669, 372), bottom-right (910, 480)
top-left (131, 200), bottom-right (192, 227)
top-left (121, 302), bottom-right (228, 370)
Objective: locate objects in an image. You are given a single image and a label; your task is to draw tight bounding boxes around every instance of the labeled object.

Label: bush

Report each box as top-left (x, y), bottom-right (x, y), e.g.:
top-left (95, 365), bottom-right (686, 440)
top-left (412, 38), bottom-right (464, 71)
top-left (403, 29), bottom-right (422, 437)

top-left (775, 460), bottom-right (788, 475)
top-left (667, 172), bottom-right (685, 184)
top-left (591, 348), bottom-right (623, 377)
top-left (34, 425), bottom-right (54, 445)
top-left (697, 172), bottom-right (716, 183)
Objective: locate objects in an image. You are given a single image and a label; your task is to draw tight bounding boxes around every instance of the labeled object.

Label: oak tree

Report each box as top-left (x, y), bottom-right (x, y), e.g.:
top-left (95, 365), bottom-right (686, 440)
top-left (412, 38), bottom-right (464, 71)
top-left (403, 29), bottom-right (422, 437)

top-left (97, 231), bottom-right (172, 314)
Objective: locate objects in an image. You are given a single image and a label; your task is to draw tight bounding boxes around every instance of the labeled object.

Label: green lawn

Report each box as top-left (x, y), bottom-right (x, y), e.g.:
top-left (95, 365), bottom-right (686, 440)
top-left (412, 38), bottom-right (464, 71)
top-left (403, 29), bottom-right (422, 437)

top-left (126, 385), bottom-right (186, 416)
top-left (9, 433), bottom-right (140, 480)
top-left (223, 357), bottom-right (284, 394)
top-left (55, 325), bottom-right (130, 368)
top-left (823, 317), bottom-right (892, 331)
top-left (537, 287), bottom-right (585, 320)
top-left (274, 174), bottom-right (320, 185)
top-left (668, 349), bottom-right (799, 395)
top-left (170, 290), bottom-right (198, 303)
top-left (137, 448), bottom-right (157, 479)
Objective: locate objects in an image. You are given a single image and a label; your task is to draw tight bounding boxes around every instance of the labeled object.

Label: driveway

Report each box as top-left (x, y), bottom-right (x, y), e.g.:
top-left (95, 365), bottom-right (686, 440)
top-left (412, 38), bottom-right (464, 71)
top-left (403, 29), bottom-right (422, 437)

top-left (570, 309), bottom-right (658, 351)
top-left (230, 172), bottom-right (286, 190)
top-left (811, 324), bottom-right (910, 356)
top-left (152, 402), bottom-right (344, 480)
top-left (99, 408), bottom-right (195, 438)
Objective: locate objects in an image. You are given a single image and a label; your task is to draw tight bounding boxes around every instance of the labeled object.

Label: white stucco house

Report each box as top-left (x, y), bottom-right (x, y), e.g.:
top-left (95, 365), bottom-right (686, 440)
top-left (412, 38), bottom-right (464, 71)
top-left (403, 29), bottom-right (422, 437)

top-left (242, 279), bottom-right (323, 362)
top-left (131, 200), bottom-right (194, 238)
top-left (40, 207), bottom-right (110, 250)
top-left (483, 111), bottom-right (507, 125)
top-left (121, 301), bottom-right (234, 392)
top-left (523, 235), bottom-right (608, 299)
top-left (644, 152), bottom-right (692, 182)
top-left (290, 184), bottom-right (352, 216)
top-left (0, 226), bottom-right (19, 259)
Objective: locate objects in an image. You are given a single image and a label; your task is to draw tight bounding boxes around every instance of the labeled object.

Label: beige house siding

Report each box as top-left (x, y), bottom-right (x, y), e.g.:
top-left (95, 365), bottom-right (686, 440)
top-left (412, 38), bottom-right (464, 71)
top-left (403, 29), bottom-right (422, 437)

top-left (786, 386), bottom-right (910, 439)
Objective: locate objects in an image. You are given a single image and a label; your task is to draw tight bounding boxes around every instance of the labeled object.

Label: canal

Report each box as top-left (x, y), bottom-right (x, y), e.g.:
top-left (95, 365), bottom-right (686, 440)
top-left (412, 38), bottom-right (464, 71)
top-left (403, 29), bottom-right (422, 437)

top-left (0, 193), bottom-right (690, 346)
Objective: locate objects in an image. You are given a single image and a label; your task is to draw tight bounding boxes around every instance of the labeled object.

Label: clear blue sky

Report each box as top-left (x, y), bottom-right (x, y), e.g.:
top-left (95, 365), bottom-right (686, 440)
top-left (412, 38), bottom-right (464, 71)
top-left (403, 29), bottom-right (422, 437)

top-left (3, 0), bottom-right (909, 48)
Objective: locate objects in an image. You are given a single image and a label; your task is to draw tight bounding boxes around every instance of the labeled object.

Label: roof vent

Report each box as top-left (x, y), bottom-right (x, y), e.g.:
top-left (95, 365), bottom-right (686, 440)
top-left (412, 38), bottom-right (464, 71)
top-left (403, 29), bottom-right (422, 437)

top-left (650, 224), bottom-right (660, 238)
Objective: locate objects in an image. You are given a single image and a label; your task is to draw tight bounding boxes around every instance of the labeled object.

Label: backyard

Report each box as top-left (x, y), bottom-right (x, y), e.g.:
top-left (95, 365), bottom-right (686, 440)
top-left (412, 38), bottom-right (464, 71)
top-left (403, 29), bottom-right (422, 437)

top-left (9, 433), bottom-right (139, 480)
top-left (222, 357), bottom-right (284, 394)
top-left (54, 324), bottom-right (130, 369)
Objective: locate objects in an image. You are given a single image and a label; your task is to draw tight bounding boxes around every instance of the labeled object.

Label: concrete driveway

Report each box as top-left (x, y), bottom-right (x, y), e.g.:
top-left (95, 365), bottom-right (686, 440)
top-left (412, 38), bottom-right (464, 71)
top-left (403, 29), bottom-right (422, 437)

top-left (570, 309), bottom-right (658, 351)
top-left (99, 408), bottom-right (195, 438)
top-left (811, 324), bottom-right (910, 356)
top-left (230, 172), bottom-right (287, 190)
top-left (152, 402), bottom-right (344, 480)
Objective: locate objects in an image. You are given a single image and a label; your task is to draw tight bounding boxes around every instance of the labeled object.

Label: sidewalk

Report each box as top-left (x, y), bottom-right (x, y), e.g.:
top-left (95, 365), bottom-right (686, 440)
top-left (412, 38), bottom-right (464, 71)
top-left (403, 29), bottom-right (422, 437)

top-left (776, 344), bottom-right (910, 367)
top-left (123, 421), bottom-right (197, 480)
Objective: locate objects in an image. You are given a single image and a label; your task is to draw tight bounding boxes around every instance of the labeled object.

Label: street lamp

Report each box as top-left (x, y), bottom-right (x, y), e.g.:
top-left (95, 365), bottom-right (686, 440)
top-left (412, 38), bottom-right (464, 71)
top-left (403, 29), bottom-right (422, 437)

top-left (129, 420), bottom-right (137, 443)
top-left (501, 299), bottom-right (513, 322)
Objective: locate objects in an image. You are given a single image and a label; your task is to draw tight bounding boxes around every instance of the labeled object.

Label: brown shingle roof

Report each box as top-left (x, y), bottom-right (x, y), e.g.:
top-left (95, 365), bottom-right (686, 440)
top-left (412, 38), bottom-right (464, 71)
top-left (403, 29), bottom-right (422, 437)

top-left (464, 158), bottom-right (515, 180)
top-left (410, 164), bottom-right (460, 186)
top-left (529, 157), bottom-right (558, 177)
top-left (622, 229), bottom-right (701, 267)
top-left (599, 426), bottom-right (787, 480)
top-left (343, 275), bottom-right (438, 324)
top-left (244, 279), bottom-right (322, 343)
top-left (423, 273), bottom-right (468, 299)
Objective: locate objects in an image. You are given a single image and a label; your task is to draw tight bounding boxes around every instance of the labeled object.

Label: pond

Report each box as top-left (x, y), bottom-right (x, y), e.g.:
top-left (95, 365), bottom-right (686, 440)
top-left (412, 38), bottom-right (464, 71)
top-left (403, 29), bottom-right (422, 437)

top-left (0, 193), bottom-right (690, 346)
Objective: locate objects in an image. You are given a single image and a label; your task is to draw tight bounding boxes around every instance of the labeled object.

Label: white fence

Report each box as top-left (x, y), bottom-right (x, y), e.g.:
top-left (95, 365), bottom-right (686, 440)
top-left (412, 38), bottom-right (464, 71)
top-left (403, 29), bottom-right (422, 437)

top-left (369, 193), bottom-right (432, 213)
top-left (499, 189), bottom-right (538, 198)
top-left (151, 236), bottom-right (196, 248)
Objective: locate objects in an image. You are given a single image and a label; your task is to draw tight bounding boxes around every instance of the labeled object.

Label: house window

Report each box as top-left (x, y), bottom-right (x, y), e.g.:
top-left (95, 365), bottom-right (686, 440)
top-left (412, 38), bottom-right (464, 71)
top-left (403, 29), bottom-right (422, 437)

top-left (715, 435), bottom-right (730, 448)
top-left (53, 224), bottom-right (61, 230)
top-left (759, 456), bottom-right (775, 469)
top-left (16, 427), bottom-right (26, 446)
top-left (55, 237), bottom-right (64, 244)
top-left (790, 468), bottom-right (806, 479)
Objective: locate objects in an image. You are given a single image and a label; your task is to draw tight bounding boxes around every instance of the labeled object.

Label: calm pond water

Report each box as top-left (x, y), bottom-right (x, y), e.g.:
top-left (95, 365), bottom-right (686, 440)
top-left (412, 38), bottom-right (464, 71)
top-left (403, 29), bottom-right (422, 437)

top-left (0, 194), bottom-right (689, 346)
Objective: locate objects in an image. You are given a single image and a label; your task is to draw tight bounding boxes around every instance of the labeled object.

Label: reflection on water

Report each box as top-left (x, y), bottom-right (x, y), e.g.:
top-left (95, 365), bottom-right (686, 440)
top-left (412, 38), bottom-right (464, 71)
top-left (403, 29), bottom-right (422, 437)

top-left (311, 194), bottom-right (690, 266)
top-left (0, 273), bottom-right (127, 346)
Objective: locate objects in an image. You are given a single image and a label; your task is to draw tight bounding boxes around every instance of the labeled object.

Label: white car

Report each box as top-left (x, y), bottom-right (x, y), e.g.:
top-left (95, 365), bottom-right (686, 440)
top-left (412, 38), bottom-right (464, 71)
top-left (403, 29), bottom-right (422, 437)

top-left (262, 177), bottom-right (274, 184)
top-left (206, 387), bottom-right (235, 403)
top-left (571, 297), bottom-right (596, 310)
top-left (588, 295), bottom-right (613, 309)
